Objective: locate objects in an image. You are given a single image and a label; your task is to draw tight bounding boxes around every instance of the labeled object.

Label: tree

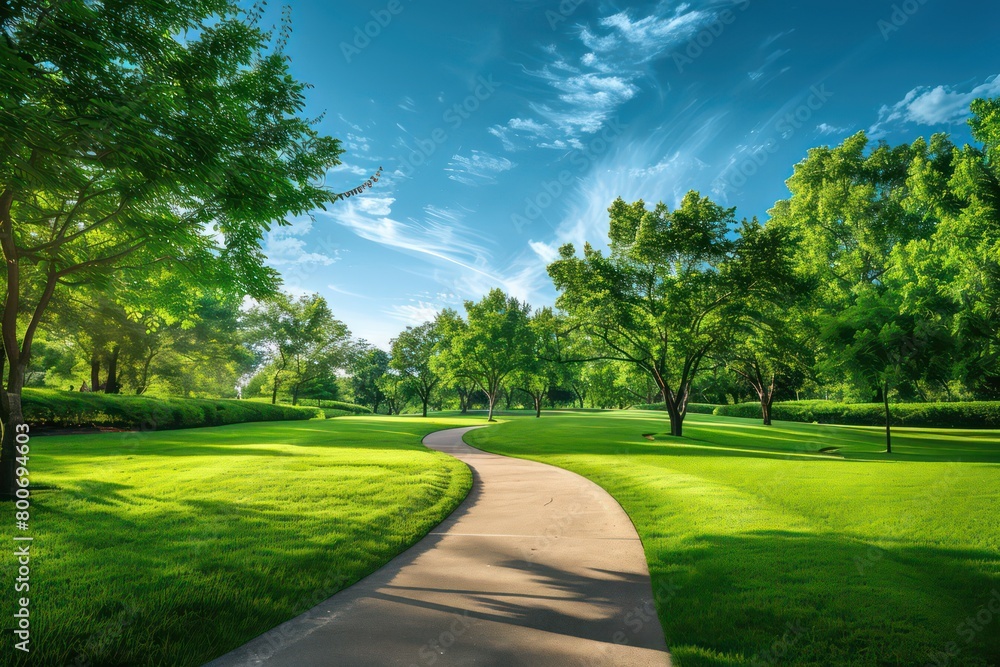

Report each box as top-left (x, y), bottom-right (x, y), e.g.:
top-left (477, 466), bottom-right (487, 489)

top-left (548, 193), bottom-right (783, 436)
top-left (389, 322), bottom-right (442, 417)
top-left (820, 288), bottom-right (949, 452)
top-left (378, 371), bottom-right (407, 416)
top-left (928, 101), bottom-right (1000, 397)
top-left (721, 316), bottom-right (811, 425)
top-left (435, 289), bottom-right (533, 422)
top-left (350, 345), bottom-right (390, 414)
top-left (0, 1), bottom-right (343, 496)
top-left (245, 294), bottom-right (351, 405)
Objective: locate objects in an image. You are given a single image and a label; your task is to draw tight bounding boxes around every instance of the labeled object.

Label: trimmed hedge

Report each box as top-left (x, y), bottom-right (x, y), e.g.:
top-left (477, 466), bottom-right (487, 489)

top-left (320, 401), bottom-right (372, 418)
top-left (632, 402), bottom-right (720, 415)
top-left (24, 388), bottom-right (322, 431)
top-left (712, 400), bottom-right (1000, 429)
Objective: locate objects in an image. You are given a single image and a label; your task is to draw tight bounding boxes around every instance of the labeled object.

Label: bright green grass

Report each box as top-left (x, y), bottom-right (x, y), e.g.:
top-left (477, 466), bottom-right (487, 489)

top-left (464, 411), bottom-right (1000, 666)
top-left (1, 416), bottom-right (479, 667)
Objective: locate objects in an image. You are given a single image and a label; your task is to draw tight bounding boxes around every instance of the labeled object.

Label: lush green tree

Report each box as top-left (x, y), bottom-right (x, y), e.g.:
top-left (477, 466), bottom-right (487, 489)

top-left (389, 321), bottom-right (442, 417)
top-left (720, 315), bottom-right (812, 425)
top-left (930, 101), bottom-right (1000, 397)
top-left (0, 0), bottom-right (343, 495)
top-left (769, 132), bottom-right (946, 406)
top-left (350, 345), bottom-right (390, 414)
top-left (377, 371), bottom-right (407, 416)
top-left (244, 294), bottom-right (351, 405)
top-left (435, 289), bottom-right (533, 421)
top-left (549, 193), bottom-right (784, 436)
top-left (512, 308), bottom-right (562, 418)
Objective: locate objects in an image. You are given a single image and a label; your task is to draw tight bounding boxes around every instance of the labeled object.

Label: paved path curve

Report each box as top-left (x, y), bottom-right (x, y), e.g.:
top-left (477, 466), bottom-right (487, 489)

top-left (205, 426), bottom-right (672, 667)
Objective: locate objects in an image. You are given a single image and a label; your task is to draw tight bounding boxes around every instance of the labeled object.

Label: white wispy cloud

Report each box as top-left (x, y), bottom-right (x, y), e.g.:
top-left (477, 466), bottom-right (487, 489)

top-left (446, 150), bottom-right (517, 185)
top-left (593, 8), bottom-right (711, 57)
top-left (492, 3), bottom-right (720, 148)
top-left (748, 49), bottom-right (791, 82)
top-left (345, 133), bottom-right (371, 153)
top-left (816, 122), bottom-right (851, 135)
top-left (263, 216), bottom-right (340, 267)
top-left (320, 197), bottom-right (509, 290)
top-left (387, 301), bottom-right (442, 325)
top-left (398, 96), bottom-right (417, 113)
top-left (870, 75), bottom-right (1000, 137)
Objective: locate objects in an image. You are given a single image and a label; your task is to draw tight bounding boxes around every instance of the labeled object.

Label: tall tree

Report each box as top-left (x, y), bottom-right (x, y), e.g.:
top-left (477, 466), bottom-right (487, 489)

top-left (350, 345), bottom-right (390, 414)
top-left (548, 193), bottom-right (782, 436)
top-left (0, 1), bottom-right (343, 496)
top-left (245, 294), bottom-right (351, 405)
top-left (435, 290), bottom-right (533, 422)
top-left (389, 321), bottom-right (442, 417)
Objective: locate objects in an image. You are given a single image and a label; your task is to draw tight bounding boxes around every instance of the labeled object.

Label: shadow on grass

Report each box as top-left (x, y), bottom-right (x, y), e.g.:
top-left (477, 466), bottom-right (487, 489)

top-left (655, 531), bottom-right (1000, 666)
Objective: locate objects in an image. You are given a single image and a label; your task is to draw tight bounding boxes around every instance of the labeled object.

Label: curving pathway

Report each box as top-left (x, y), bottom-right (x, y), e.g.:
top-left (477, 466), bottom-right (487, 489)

top-left (205, 426), bottom-right (671, 667)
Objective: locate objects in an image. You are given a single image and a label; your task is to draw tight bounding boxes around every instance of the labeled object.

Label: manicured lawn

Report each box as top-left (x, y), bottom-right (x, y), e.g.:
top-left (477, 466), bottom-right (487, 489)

top-left (464, 411), bottom-right (1000, 666)
top-left (1, 416), bottom-right (478, 667)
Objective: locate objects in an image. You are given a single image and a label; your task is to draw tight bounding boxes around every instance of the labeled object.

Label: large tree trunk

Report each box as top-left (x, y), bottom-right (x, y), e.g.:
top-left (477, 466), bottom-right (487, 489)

top-left (0, 379), bottom-right (24, 500)
top-left (883, 380), bottom-right (892, 454)
top-left (534, 394), bottom-right (542, 418)
top-left (90, 350), bottom-right (101, 391)
top-left (761, 395), bottom-right (773, 426)
top-left (104, 344), bottom-right (121, 394)
top-left (487, 392), bottom-right (497, 422)
top-left (135, 348), bottom-right (156, 395)
top-left (271, 374), bottom-right (280, 404)
top-left (661, 385), bottom-right (684, 436)
top-left (458, 389), bottom-right (468, 414)
top-left (421, 394), bottom-right (428, 417)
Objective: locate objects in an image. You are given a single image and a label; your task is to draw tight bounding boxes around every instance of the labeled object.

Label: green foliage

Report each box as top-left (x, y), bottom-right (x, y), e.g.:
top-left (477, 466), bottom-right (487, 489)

top-left (549, 193), bottom-right (793, 435)
top-left (23, 388), bottom-right (320, 430)
top-left (632, 402), bottom-right (720, 414)
top-left (433, 289), bottom-right (534, 420)
top-left (350, 345), bottom-right (390, 413)
top-left (390, 321), bottom-right (442, 416)
top-left (320, 401), bottom-right (372, 418)
top-left (244, 293), bottom-right (352, 405)
top-left (713, 400), bottom-right (1000, 428)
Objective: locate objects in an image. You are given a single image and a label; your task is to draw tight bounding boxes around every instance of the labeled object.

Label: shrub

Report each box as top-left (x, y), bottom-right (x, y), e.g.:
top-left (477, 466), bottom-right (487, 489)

top-left (632, 402), bottom-right (720, 415)
top-left (321, 401), bottom-right (372, 416)
top-left (712, 400), bottom-right (1000, 429)
top-left (24, 389), bottom-right (321, 431)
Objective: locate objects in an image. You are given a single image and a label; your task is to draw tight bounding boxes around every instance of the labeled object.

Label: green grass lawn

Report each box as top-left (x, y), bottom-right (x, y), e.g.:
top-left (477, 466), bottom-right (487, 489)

top-left (1, 415), bottom-right (479, 667)
top-left (464, 410), bottom-right (1000, 667)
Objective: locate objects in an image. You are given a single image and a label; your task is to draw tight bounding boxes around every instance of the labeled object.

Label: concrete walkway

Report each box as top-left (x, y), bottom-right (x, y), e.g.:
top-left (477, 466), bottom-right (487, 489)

top-left (205, 426), bottom-right (672, 667)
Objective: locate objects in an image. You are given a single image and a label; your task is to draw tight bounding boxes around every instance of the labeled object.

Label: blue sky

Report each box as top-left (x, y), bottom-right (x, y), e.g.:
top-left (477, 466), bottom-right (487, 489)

top-left (262, 0), bottom-right (1000, 347)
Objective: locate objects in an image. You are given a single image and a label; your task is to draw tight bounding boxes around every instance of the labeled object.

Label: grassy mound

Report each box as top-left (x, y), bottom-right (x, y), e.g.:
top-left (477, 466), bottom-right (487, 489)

top-left (1, 416), bottom-right (478, 666)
